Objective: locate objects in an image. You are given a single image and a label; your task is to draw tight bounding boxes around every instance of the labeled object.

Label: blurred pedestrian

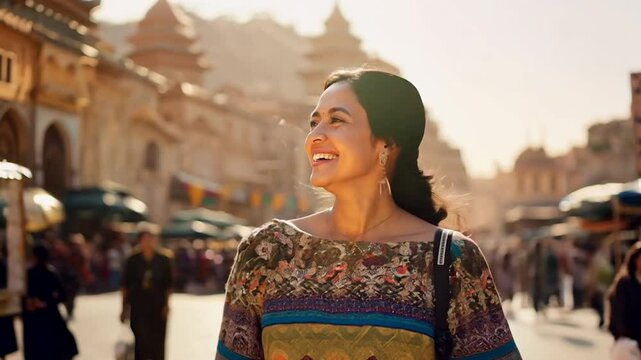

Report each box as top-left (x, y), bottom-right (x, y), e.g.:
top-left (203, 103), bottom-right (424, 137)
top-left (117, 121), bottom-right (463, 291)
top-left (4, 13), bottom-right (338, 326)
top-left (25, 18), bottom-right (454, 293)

top-left (588, 247), bottom-right (614, 328)
top-left (607, 241), bottom-right (641, 353)
top-left (63, 234), bottom-right (93, 320)
top-left (120, 223), bottom-right (173, 360)
top-left (530, 241), bottom-right (546, 313)
top-left (108, 242), bottom-right (124, 291)
top-left (22, 244), bottom-right (78, 360)
top-left (544, 242), bottom-right (561, 306)
top-left (0, 244), bottom-right (18, 359)
top-left (494, 251), bottom-right (515, 302)
top-left (572, 248), bottom-right (589, 309)
top-left (173, 240), bottom-right (193, 292)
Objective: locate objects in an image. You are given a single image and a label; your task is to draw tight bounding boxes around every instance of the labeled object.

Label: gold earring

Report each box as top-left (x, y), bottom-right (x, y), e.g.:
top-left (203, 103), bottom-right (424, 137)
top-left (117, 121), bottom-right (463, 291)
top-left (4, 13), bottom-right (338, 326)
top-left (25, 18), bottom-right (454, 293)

top-left (378, 149), bottom-right (391, 195)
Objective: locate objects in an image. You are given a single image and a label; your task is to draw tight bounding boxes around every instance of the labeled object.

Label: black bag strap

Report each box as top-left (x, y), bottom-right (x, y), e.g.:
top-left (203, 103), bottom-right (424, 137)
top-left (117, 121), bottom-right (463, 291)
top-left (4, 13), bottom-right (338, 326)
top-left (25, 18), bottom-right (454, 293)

top-left (433, 228), bottom-right (453, 360)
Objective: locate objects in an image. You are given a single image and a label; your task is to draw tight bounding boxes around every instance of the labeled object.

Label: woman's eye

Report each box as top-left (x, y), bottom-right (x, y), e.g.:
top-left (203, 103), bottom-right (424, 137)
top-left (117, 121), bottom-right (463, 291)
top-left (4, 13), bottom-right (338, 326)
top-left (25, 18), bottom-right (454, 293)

top-left (331, 117), bottom-right (344, 124)
top-left (309, 120), bottom-right (318, 128)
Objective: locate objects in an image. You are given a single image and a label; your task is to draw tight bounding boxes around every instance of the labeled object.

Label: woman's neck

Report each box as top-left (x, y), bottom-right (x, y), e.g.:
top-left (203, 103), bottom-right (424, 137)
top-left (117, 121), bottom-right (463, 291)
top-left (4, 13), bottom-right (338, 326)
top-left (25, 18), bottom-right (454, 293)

top-left (327, 183), bottom-right (399, 241)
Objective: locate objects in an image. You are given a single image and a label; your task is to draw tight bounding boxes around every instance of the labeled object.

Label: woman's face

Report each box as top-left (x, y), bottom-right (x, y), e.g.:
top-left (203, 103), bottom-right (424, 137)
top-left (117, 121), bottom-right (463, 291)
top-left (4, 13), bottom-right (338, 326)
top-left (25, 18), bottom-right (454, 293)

top-left (305, 82), bottom-right (386, 190)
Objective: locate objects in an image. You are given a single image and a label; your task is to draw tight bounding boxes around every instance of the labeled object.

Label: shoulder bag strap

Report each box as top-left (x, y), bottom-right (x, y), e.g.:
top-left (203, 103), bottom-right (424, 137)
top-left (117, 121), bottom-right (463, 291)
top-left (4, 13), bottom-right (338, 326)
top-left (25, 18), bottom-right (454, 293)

top-left (434, 228), bottom-right (454, 360)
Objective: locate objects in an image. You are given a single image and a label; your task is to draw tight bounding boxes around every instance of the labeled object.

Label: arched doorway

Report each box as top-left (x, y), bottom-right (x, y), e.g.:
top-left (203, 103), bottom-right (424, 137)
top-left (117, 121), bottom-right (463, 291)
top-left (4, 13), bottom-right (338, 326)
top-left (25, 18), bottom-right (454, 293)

top-left (43, 124), bottom-right (68, 199)
top-left (0, 110), bottom-right (21, 163)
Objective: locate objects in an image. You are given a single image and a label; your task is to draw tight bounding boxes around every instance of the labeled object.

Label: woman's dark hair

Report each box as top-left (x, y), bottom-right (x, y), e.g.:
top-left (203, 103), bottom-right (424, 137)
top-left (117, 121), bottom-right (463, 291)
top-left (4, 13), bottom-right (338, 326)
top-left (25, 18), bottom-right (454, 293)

top-left (324, 68), bottom-right (447, 225)
top-left (618, 241), bottom-right (641, 284)
top-left (625, 242), bottom-right (641, 282)
top-left (609, 241), bottom-right (641, 294)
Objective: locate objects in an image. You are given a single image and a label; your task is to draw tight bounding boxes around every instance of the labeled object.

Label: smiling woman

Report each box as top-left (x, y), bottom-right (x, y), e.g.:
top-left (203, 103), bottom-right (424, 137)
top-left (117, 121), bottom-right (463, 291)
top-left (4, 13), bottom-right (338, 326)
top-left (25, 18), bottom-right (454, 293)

top-left (215, 69), bottom-right (521, 360)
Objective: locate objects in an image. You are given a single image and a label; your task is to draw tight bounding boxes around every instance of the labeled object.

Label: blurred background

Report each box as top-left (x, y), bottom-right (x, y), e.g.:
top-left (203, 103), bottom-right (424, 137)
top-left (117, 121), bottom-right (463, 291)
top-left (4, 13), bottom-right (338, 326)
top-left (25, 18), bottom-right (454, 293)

top-left (2, 0), bottom-right (641, 359)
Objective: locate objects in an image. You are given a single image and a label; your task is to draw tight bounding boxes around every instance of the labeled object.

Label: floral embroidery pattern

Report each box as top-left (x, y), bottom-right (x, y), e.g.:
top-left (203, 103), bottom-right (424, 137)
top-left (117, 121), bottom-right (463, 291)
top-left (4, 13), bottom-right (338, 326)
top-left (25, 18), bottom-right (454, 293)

top-left (216, 220), bottom-right (521, 360)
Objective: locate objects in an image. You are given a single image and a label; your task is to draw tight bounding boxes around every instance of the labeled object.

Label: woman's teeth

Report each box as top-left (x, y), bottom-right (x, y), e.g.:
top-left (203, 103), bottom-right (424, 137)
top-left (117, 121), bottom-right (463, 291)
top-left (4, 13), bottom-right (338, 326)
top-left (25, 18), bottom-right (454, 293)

top-left (313, 153), bottom-right (338, 161)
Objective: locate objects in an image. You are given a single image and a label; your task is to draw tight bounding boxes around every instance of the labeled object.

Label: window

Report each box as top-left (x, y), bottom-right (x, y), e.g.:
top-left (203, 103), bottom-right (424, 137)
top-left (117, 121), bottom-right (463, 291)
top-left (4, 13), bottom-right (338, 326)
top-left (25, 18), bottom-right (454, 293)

top-left (0, 50), bottom-right (16, 84)
top-left (6, 56), bottom-right (12, 83)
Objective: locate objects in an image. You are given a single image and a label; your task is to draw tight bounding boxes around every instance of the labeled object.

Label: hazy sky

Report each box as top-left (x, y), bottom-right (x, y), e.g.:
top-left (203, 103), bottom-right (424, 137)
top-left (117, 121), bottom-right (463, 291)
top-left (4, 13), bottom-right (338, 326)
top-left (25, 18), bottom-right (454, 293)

top-left (95, 1), bottom-right (641, 178)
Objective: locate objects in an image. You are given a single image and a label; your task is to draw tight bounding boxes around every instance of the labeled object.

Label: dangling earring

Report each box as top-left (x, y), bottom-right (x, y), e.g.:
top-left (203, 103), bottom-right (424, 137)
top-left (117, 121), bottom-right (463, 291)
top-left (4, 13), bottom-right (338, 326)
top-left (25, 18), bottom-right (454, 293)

top-left (378, 149), bottom-right (392, 196)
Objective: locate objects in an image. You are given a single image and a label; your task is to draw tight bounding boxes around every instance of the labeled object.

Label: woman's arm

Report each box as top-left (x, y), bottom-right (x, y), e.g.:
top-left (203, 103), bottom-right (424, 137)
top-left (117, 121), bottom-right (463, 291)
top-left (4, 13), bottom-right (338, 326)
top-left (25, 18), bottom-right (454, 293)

top-left (447, 234), bottom-right (522, 360)
top-left (216, 224), bottom-right (275, 360)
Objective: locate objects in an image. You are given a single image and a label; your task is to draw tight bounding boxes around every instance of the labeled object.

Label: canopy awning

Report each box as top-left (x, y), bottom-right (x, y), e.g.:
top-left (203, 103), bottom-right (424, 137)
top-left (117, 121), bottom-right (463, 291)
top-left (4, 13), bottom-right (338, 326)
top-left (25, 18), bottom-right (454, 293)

top-left (63, 182), bottom-right (148, 223)
top-left (161, 220), bottom-right (221, 240)
top-left (559, 179), bottom-right (641, 221)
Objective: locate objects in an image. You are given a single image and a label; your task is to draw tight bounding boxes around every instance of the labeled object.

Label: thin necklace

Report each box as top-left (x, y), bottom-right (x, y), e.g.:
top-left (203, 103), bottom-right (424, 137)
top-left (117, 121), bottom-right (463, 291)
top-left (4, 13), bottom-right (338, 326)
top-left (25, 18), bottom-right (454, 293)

top-left (326, 209), bottom-right (396, 242)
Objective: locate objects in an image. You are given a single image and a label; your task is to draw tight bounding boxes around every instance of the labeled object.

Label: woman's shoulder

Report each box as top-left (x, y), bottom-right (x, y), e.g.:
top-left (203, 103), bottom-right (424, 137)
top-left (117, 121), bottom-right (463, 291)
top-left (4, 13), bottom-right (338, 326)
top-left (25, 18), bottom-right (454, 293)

top-left (235, 218), bottom-right (306, 255)
top-left (442, 230), bottom-right (491, 269)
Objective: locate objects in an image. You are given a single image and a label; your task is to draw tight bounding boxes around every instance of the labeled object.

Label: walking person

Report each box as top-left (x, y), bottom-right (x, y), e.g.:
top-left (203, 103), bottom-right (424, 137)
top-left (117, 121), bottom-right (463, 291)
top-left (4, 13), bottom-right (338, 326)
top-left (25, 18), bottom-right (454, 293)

top-left (22, 244), bottom-right (78, 360)
top-left (588, 247), bottom-right (614, 328)
top-left (530, 241), bottom-right (546, 313)
top-left (216, 69), bottom-right (521, 359)
top-left (608, 241), bottom-right (641, 356)
top-left (120, 223), bottom-right (173, 360)
top-left (0, 245), bottom-right (18, 359)
top-left (494, 251), bottom-right (515, 303)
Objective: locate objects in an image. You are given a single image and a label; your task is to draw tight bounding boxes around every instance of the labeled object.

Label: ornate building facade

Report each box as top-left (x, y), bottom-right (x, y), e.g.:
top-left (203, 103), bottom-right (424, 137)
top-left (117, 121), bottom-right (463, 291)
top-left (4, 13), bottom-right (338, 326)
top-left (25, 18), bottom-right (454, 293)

top-left (0, 0), bottom-right (312, 226)
top-left (0, 0), bottom-right (100, 202)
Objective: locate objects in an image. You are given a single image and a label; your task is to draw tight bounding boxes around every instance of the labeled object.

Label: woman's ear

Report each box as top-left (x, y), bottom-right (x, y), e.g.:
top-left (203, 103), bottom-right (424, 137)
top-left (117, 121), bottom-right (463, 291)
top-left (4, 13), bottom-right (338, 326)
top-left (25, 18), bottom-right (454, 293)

top-left (383, 138), bottom-right (397, 149)
top-left (385, 140), bottom-right (399, 156)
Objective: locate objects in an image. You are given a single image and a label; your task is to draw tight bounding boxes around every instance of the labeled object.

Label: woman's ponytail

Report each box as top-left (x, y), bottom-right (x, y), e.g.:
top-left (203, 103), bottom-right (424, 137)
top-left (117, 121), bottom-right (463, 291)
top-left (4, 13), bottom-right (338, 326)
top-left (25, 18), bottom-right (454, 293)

top-left (391, 149), bottom-right (447, 226)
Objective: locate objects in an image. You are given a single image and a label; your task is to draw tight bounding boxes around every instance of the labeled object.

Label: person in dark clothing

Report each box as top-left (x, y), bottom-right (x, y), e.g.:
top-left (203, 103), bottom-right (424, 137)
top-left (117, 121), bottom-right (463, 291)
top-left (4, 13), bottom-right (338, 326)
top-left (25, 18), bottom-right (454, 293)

top-left (22, 244), bottom-right (79, 360)
top-left (121, 224), bottom-right (173, 360)
top-left (608, 241), bottom-right (641, 349)
top-left (0, 245), bottom-right (18, 359)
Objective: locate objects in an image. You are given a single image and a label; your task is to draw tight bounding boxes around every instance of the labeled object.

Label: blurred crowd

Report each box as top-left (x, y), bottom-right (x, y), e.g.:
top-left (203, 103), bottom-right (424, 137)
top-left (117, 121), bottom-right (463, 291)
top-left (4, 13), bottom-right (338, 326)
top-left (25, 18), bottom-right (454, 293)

top-left (30, 229), bottom-right (238, 319)
top-left (489, 239), bottom-right (617, 327)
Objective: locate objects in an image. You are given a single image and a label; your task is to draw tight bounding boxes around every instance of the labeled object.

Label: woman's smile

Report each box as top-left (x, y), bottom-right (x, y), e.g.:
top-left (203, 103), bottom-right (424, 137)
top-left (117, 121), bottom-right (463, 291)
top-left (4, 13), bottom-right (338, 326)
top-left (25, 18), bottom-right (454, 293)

top-left (311, 151), bottom-right (339, 167)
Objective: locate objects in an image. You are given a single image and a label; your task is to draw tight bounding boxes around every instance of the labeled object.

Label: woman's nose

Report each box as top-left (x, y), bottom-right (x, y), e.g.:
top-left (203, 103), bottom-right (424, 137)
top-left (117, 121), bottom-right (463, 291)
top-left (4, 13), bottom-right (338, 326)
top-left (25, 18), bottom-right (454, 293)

top-left (308, 124), bottom-right (328, 143)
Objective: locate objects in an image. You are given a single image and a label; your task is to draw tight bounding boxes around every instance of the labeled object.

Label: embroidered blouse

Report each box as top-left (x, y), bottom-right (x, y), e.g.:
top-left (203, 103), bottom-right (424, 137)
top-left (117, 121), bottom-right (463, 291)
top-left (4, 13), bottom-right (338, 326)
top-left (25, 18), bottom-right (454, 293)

top-left (216, 219), bottom-right (521, 360)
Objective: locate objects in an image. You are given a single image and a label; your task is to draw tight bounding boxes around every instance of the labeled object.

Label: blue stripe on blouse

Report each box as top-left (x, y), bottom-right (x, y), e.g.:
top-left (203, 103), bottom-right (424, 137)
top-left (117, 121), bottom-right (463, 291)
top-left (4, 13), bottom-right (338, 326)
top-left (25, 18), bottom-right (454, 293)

top-left (217, 340), bottom-right (253, 360)
top-left (453, 340), bottom-right (519, 360)
top-left (261, 310), bottom-right (436, 338)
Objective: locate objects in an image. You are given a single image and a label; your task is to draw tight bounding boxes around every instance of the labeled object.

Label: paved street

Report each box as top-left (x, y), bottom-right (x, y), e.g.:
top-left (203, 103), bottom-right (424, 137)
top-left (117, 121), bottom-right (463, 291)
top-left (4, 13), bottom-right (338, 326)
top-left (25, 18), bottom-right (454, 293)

top-left (506, 302), bottom-right (612, 359)
top-left (7, 292), bottom-right (613, 359)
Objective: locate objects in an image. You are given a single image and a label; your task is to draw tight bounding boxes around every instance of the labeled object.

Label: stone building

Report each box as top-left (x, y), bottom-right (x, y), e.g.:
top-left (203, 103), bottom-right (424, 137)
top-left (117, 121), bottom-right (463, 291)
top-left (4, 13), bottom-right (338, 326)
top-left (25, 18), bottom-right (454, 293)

top-left (470, 118), bottom-right (636, 240)
top-left (300, 4), bottom-right (399, 99)
top-left (0, 0), bottom-right (312, 228)
top-left (0, 0), bottom-right (101, 201)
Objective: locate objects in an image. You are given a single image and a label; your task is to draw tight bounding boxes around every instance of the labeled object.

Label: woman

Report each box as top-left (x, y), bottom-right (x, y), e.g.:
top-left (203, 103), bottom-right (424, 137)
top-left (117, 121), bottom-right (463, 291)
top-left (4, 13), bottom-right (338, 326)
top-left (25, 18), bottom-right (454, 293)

top-left (608, 241), bottom-right (641, 348)
top-left (216, 69), bottom-right (521, 359)
top-left (22, 244), bottom-right (79, 360)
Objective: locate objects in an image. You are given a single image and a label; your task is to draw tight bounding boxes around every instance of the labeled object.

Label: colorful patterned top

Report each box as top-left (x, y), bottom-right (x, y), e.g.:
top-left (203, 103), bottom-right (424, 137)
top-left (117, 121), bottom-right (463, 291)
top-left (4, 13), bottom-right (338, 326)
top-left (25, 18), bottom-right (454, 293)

top-left (216, 219), bottom-right (521, 360)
